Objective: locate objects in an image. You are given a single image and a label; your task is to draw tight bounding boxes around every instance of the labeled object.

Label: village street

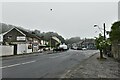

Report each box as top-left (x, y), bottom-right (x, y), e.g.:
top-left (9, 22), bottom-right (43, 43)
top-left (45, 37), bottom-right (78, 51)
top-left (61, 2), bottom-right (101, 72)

top-left (1, 50), bottom-right (98, 78)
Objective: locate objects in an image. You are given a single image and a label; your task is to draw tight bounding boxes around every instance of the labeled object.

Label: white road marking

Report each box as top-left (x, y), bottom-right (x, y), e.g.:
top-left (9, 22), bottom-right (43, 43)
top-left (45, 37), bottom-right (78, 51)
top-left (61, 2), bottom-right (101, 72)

top-left (60, 70), bottom-right (71, 78)
top-left (0, 60), bottom-right (36, 69)
top-left (21, 60), bottom-right (36, 64)
top-left (49, 56), bottom-right (60, 58)
top-left (0, 63), bottom-right (21, 69)
top-left (49, 54), bottom-right (66, 59)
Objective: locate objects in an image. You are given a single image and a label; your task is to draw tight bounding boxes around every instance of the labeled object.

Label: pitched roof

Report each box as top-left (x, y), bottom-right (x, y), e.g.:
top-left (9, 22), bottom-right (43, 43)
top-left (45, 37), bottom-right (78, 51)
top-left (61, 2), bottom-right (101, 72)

top-left (1, 27), bottom-right (26, 36)
top-left (16, 27), bottom-right (41, 40)
top-left (83, 39), bottom-right (95, 43)
top-left (0, 23), bottom-right (41, 41)
top-left (77, 40), bottom-right (84, 44)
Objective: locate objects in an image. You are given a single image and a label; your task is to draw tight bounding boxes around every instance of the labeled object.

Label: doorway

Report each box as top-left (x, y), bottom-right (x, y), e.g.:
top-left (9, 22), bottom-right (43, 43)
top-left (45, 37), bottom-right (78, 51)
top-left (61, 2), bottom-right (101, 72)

top-left (14, 44), bottom-right (17, 55)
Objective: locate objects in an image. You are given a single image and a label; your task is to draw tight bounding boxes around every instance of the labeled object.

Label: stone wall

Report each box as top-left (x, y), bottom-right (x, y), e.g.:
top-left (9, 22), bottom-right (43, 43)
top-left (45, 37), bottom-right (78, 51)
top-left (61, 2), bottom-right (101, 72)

top-left (112, 40), bottom-right (120, 61)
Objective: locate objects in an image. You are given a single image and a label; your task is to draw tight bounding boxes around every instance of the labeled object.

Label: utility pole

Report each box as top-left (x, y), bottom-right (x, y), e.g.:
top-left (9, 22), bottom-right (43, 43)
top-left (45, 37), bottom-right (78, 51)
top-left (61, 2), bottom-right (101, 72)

top-left (94, 23), bottom-right (107, 56)
top-left (103, 23), bottom-right (106, 40)
top-left (103, 23), bottom-right (107, 54)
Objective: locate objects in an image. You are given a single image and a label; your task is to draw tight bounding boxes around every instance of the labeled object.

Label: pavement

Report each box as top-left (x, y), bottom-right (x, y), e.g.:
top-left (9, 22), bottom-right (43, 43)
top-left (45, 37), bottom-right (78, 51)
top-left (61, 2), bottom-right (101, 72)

top-left (64, 52), bottom-right (120, 78)
top-left (1, 50), bottom-right (99, 78)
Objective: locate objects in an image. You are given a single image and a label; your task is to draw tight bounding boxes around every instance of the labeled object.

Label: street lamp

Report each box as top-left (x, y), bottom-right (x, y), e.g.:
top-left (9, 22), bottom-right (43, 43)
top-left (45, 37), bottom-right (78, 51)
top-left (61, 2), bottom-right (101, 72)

top-left (94, 23), bottom-right (106, 40)
top-left (94, 23), bottom-right (108, 54)
top-left (94, 24), bottom-right (103, 34)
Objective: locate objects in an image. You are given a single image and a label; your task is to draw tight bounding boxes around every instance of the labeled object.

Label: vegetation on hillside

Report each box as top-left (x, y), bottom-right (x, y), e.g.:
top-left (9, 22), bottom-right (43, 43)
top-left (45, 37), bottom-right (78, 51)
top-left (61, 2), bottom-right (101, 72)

top-left (0, 23), bottom-right (65, 44)
top-left (109, 21), bottom-right (120, 42)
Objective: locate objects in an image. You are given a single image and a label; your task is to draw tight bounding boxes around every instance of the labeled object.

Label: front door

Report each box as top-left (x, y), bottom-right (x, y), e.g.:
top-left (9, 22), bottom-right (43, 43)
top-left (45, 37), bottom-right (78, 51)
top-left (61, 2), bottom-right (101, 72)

top-left (14, 44), bottom-right (17, 55)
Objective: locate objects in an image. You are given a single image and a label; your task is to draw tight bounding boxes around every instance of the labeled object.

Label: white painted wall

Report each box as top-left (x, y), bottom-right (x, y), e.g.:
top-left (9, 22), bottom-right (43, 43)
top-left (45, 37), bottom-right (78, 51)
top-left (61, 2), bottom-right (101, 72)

top-left (26, 44), bottom-right (32, 53)
top-left (33, 45), bottom-right (39, 52)
top-left (0, 43), bottom-right (33, 56)
top-left (17, 43), bottom-right (32, 54)
top-left (0, 34), bottom-right (3, 43)
top-left (17, 44), bottom-right (26, 54)
top-left (0, 45), bottom-right (14, 56)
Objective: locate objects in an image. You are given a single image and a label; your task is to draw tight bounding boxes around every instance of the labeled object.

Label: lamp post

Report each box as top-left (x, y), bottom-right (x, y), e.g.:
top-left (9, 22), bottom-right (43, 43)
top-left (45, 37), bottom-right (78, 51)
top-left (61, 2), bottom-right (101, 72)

top-left (94, 23), bottom-right (106, 40)
top-left (103, 23), bottom-right (106, 40)
top-left (94, 23), bottom-right (107, 54)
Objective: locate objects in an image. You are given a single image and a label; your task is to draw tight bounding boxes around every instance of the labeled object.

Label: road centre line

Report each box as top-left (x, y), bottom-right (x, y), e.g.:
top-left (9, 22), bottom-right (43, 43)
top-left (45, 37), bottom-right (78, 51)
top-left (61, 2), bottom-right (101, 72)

top-left (0, 60), bottom-right (36, 69)
top-left (0, 63), bottom-right (21, 69)
top-left (49, 56), bottom-right (60, 58)
top-left (21, 60), bottom-right (36, 64)
top-left (49, 54), bottom-right (67, 58)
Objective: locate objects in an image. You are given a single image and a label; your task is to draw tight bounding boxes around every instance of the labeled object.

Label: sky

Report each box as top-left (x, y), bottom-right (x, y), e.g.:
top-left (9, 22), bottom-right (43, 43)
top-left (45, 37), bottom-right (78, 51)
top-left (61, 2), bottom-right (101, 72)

top-left (1, 1), bottom-right (119, 39)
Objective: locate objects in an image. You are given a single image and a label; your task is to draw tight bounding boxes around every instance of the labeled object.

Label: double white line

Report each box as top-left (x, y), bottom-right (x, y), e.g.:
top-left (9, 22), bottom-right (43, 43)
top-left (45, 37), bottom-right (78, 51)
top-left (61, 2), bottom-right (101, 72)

top-left (0, 60), bottom-right (36, 69)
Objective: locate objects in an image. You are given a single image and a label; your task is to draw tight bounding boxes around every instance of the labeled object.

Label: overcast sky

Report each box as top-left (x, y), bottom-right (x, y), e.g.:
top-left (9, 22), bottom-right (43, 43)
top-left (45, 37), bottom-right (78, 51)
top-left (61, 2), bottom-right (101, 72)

top-left (1, 2), bottom-right (118, 39)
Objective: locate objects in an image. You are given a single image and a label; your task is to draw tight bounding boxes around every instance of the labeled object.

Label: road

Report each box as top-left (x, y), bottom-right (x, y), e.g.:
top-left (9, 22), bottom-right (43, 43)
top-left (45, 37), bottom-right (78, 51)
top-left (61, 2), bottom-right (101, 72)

top-left (1, 49), bottom-right (99, 78)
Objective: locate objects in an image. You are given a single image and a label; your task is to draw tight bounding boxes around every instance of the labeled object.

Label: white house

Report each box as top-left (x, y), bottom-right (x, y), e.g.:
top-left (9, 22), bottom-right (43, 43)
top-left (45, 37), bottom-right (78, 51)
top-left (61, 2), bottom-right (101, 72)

top-left (0, 34), bottom-right (3, 45)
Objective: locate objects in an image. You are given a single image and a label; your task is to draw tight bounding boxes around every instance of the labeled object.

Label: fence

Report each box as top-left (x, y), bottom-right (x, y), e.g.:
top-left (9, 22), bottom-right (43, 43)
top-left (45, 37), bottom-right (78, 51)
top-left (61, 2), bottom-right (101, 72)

top-left (0, 45), bottom-right (14, 56)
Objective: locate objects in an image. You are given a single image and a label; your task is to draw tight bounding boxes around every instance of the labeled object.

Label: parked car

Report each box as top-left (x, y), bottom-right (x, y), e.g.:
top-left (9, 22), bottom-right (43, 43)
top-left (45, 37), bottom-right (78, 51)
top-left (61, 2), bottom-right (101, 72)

top-left (43, 48), bottom-right (50, 51)
top-left (53, 44), bottom-right (68, 52)
top-left (82, 48), bottom-right (87, 50)
top-left (71, 47), bottom-right (77, 50)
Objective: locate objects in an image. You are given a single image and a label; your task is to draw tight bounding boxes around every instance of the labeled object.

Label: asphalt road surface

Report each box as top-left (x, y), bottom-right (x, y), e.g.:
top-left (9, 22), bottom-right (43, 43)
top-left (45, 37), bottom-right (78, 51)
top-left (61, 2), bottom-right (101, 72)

top-left (1, 49), bottom-right (99, 78)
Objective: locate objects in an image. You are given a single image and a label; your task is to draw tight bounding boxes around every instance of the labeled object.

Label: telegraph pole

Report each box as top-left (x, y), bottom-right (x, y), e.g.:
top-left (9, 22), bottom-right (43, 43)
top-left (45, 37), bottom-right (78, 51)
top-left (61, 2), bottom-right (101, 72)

top-left (103, 23), bottom-right (106, 40)
top-left (103, 23), bottom-right (107, 54)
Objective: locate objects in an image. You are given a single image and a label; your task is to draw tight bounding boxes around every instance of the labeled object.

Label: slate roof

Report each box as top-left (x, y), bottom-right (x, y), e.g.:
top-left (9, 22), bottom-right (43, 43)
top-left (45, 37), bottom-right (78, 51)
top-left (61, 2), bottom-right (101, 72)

top-left (0, 23), bottom-right (41, 41)
top-left (15, 27), bottom-right (41, 41)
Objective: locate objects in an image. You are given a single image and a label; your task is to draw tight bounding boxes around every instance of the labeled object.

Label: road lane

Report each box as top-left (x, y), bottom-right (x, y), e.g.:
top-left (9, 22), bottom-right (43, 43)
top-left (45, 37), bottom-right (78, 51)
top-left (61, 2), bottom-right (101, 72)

top-left (2, 50), bottom-right (99, 78)
top-left (1, 60), bottom-right (36, 69)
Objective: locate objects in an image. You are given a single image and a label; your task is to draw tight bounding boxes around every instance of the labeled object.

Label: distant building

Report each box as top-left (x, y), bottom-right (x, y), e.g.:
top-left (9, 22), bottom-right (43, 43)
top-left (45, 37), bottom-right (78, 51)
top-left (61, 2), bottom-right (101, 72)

top-left (71, 39), bottom-right (96, 50)
top-left (83, 39), bottom-right (96, 50)
top-left (0, 34), bottom-right (3, 45)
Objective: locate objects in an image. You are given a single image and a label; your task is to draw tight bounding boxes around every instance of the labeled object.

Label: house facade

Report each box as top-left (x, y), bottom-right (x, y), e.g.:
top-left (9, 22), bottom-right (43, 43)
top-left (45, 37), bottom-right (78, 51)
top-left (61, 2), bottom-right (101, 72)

top-left (72, 39), bottom-right (96, 50)
top-left (0, 34), bottom-right (3, 45)
top-left (2, 27), bottom-right (41, 55)
top-left (82, 39), bottom-right (96, 50)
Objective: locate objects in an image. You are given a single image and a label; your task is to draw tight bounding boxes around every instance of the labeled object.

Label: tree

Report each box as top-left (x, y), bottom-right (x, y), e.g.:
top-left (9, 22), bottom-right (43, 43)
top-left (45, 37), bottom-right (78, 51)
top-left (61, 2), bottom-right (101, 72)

top-left (110, 21), bottom-right (120, 41)
top-left (95, 34), bottom-right (111, 59)
top-left (95, 34), bottom-right (104, 58)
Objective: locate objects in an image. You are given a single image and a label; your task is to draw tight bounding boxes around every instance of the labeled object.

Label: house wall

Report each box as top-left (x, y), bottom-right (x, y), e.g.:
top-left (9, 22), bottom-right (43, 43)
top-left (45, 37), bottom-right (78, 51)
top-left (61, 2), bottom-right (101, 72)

top-left (0, 45), bottom-right (14, 56)
top-left (112, 41), bottom-right (120, 61)
top-left (32, 38), bottom-right (40, 52)
top-left (32, 44), bottom-right (39, 52)
top-left (3, 28), bottom-right (26, 43)
top-left (26, 44), bottom-right (32, 53)
top-left (17, 44), bottom-right (26, 54)
top-left (17, 43), bottom-right (32, 54)
top-left (0, 34), bottom-right (3, 43)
